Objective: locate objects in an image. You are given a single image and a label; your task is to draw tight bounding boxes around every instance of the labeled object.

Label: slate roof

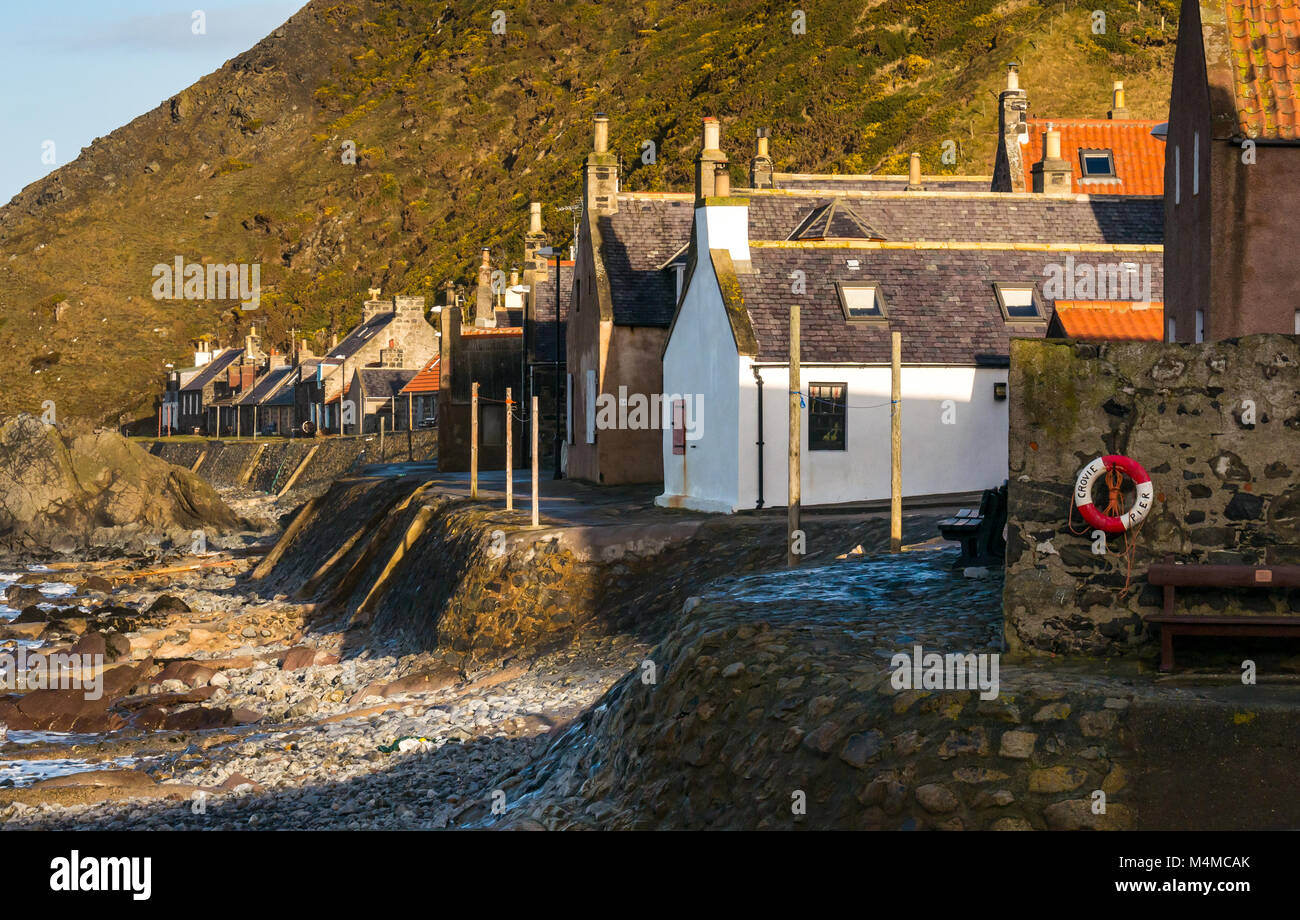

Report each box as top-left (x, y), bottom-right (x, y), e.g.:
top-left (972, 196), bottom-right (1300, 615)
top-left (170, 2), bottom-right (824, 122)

top-left (236, 365), bottom-right (296, 406)
top-left (328, 311), bottom-right (396, 360)
top-left (596, 196), bottom-right (694, 326)
top-left (180, 347), bottom-right (243, 392)
top-left (531, 261), bottom-right (573, 362)
top-left (746, 192), bottom-right (1163, 244)
top-left (1019, 119), bottom-right (1167, 195)
top-left (732, 246), bottom-right (1164, 364)
top-left (1206, 0), bottom-right (1300, 139)
top-left (788, 199), bottom-right (886, 241)
top-left (1052, 300), bottom-right (1165, 340)
top-left (358, 368), bottom-right (418, 400)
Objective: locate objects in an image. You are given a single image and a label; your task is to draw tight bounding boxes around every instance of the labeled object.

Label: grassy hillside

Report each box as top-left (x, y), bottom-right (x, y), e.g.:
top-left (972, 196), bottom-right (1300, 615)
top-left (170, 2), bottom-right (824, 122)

top-left (0, 0), bottom-right (1178, 425)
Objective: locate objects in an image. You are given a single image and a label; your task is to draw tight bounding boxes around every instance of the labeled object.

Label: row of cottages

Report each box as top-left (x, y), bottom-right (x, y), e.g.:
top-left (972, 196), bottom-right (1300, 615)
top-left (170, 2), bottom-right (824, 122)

top-left (1163, 0), bottom-right (1300, 342)
top-left (306, 290), bottom-right (440, 435)
top-left (558, 71), bottom-right (1167, 509)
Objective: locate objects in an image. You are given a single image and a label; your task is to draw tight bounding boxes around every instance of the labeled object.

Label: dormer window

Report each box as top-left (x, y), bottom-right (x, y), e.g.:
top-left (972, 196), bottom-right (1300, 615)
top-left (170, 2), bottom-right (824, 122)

top-left (1079, 149), bottom-right (1116, 179)
top-left (994, 283), bottom-right (1045, 324)
top-left (836, 282), bottom-right (888, 323)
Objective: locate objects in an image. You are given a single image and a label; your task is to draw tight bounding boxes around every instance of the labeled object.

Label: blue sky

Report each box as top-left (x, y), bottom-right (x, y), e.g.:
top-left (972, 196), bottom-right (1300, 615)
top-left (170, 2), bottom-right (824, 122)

top-left (0, 0), bottom-right (309, 204)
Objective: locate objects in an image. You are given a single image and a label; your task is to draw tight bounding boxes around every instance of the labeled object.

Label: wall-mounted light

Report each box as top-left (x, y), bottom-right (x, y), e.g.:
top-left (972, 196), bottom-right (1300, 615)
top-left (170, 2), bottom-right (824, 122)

top-left (993, 382), bottom-right (1008, 401)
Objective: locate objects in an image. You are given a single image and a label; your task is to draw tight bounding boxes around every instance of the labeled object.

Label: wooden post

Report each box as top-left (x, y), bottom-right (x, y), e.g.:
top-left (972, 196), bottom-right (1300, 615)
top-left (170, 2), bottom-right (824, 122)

top-left (891, 331), bottom-right (903, 552)
top-left (379, 415), bottom-right (385, 459)
top-left (788, 304), bottom-right (801, 568)
top-left (471, 382), bottom-right (479, 499)
top-left (531, 395), bottom-right (540, 527)
top-left (505, 387), bottom-right (514, 511)
top-left (407, 393), bottom-right (413, 461)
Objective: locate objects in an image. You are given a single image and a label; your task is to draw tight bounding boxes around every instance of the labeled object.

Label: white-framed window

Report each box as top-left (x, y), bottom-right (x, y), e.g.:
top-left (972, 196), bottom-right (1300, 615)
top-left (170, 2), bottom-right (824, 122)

top-left (1167, 317), bottom-right (1177, 342)
top-left (585, 368), bottom-right (596, 444)
top-left (1195, 310), bottom-right (1205, 343)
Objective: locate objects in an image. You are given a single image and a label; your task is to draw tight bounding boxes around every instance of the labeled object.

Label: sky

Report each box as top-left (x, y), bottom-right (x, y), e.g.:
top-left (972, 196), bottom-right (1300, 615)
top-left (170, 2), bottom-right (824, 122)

top-left (0, 0), bottom-right (310, 204)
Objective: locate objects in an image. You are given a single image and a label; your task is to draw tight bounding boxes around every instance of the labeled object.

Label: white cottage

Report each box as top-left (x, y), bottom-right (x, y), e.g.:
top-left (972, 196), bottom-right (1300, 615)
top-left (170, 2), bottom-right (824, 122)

top-left (656, 125), bottom-right (1164, 512)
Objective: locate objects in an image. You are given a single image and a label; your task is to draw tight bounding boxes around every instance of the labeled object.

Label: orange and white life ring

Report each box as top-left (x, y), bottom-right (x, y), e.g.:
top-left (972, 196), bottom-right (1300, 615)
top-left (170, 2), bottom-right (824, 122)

top-left (1073, 455), bottom-right (1153, 534)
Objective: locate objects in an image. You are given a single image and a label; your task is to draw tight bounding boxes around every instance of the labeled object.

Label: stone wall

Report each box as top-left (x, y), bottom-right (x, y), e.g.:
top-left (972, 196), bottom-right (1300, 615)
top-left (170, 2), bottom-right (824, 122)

top-left (1005, 334), bottom-right (1300, 657)
top-left (147, 431), bottom-right (437, 494)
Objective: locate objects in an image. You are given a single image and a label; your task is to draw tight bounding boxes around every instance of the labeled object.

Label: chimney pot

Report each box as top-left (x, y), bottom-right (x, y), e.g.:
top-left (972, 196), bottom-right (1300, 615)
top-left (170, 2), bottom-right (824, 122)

top-left (529, 201), bottom-right (542, 233)
top-left (1044, 128), bottom-right (1062, 161)
top-left (714, 163), bottom-right (731, 197)
top-left (593, 114), bottom-right (609, 153)
top-left (908, 152), bottom-right (923, 189)
top-left (1007, 64), bottom-right (1020, 92)
top-left (755, 128), bottom-right (769, 159)
top-left (703, 117), bottom-right (721, 152)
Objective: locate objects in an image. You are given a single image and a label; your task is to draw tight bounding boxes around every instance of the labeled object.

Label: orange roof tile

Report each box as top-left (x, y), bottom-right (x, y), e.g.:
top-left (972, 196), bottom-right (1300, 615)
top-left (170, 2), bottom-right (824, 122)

top-left (1021, 119), bottom-right (1166, 195)
top-left (399, 356), bottom-right (440, 395)
top-left (1054, 300), bottom-right (1165, 341)
top-left (1219, 0), bottom-right (1300, 139)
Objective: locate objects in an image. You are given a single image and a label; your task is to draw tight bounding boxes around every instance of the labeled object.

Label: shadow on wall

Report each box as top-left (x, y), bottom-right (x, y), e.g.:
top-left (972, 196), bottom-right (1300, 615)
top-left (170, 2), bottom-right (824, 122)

top-left (1003, 335), bottom-right (1300, 659)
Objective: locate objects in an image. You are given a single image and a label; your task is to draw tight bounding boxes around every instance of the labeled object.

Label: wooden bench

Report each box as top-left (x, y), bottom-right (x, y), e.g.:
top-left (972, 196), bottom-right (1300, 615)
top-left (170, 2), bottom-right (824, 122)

top-left (937, 484), bottom-right (1007, 566)
top-left (1145, 560), bottom-right (1300, 671)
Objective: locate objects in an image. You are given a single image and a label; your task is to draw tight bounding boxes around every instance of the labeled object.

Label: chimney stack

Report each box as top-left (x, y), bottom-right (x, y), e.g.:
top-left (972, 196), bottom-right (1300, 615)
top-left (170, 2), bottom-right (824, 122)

top-left (1031, 126), bottom-right (1073, 196)
top-left (524, 201), bottom-right (548, 287)
top-left (906, 152), bottom-right (924, 191)
top-left (695, 117), bottom-right (729, 202)
top-left (475, 248), bottom-right (495, 327)
top-left (749, 127), bottom-right (774, 189)
top-left (1108, 80), bottom-right (1130, 120)
top-left (991, 63), bottom-right (1029, 192)
top-left (583, 113), bottom-right (619, 215)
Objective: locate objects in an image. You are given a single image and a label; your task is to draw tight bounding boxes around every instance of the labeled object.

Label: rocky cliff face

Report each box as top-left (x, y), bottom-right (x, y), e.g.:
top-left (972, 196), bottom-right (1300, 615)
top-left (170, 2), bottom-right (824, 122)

top-left (0, 416), bottom-right (241, 556)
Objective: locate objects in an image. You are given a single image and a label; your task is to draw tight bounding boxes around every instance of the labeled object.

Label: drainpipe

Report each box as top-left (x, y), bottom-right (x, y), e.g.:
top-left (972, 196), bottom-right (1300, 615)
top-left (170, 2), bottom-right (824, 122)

top-left (752, 365), bottom-right (765, 510)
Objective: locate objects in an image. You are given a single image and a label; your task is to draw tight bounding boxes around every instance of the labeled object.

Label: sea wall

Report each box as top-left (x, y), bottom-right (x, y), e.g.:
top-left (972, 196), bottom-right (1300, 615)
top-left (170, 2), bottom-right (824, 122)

top-left (147, 430), bottom-right (437, 495)
top-left (255, 475), bottom-right (945, 665)
top-left (1004, 334), bottom-right (1300, 657)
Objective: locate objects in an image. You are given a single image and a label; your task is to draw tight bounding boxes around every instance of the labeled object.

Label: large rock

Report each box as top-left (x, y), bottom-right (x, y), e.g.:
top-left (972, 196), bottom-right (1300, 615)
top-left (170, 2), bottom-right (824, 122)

top-left (0, 415), bottom-right (240, 554)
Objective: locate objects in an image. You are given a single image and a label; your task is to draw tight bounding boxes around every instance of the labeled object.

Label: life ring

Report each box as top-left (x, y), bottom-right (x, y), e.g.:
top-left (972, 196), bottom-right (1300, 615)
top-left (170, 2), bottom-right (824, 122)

top-left (1073, 455), bottom-right (1153, 534)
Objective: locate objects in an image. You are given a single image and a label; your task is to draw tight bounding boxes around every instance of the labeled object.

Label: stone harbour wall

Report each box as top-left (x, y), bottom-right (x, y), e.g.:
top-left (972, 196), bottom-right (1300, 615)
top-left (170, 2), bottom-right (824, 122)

top-left (148, 430), bottom-right (437, 494)
top-left (1005, 335), bottom-right (1300, 657)
top-left (464, 588), bottom-right (1143, 831)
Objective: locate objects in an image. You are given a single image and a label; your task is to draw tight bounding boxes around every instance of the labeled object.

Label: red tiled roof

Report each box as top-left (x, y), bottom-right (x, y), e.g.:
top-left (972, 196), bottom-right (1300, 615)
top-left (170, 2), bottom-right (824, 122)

top-left (1021, 119), bottom-right (1166, 195)
top-left (1053, 300), bottom-right (1165, 341)
top-left (1220, 0), bottom-right (1300, 139)
top-left (399, 356), bottom-right (440, 395)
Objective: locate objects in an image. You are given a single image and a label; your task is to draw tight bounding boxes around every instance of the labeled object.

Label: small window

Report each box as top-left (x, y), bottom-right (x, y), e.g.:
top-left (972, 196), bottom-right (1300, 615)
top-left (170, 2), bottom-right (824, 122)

top-left (994, 283), bottom-right (1044, 323)
top-left (836, 282), bottom-right (888, 322)
top-left (809, 383), bottom-right (846, 451)
top-left (671, 399), bottom-right (686, 455)
top-left (1079, 149), bottom-right (1116, 178)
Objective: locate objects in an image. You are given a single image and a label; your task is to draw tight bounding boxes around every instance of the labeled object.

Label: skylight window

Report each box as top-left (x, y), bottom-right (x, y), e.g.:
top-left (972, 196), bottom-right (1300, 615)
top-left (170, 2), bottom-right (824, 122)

top-left (836, 282), bottom-right (888, 323)
top-left (1079, 149), bottom-right (1116, 179)
top-left (994, 283), bottom-right (1045, 323)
